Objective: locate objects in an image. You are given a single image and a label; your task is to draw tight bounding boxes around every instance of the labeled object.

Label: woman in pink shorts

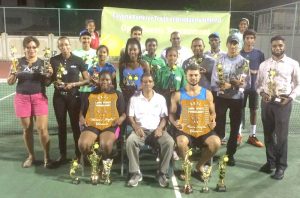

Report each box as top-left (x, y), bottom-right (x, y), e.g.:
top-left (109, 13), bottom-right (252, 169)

top-left (7, 36), bottom-right (53, 168)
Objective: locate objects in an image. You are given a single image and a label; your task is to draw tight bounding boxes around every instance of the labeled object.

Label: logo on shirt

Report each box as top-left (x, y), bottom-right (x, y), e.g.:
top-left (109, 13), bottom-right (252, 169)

top-left (70, 65), bottom-right (77, 68)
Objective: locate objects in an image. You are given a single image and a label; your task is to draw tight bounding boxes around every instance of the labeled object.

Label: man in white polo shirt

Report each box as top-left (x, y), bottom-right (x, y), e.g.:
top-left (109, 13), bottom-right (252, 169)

top-left (126, 72), bottom-right (174, 188)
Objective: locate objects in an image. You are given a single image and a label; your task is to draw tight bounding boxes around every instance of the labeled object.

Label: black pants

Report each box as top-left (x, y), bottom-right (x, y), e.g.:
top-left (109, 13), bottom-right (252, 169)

top-left (261, 100), bottom-right (292, 170)
top-left (53, 91), bottom-right (81, 158)
top-left (215, 97), bottom-right (243, 157)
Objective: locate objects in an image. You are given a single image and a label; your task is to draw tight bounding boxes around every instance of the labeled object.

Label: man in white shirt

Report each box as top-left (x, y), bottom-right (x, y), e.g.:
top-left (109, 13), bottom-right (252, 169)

top-left (126, 73), bottom-right (174, 188)
top-left (256, 35), bottom-right (300, 180)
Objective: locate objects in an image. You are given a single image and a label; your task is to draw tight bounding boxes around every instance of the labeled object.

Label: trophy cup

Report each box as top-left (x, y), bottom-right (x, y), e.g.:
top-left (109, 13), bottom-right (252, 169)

top-left (101, 159), bottom-right (114, 185)
top-left (181, 148), bottom-right (193, 194)
top-left (216, 155), bottom-right (229, 192)
top-left (10, 46), bottom-right (20, 74)
top-left (88, 142), bottom-right (102, 185)
top-left (70, 159), bottom-right (81, 184)
top-left (201, 165), bottom-right (212, 193)
top-left (41, 47), bottom-right (51, 75)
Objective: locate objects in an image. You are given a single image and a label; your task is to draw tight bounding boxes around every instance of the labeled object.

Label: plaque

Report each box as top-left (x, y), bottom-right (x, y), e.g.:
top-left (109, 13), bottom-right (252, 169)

top-left (178, 99), bottom-right (211, 138)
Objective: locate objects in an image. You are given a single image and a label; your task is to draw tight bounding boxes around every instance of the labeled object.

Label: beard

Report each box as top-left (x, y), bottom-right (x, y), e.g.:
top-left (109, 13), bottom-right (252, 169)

top-left (272, 50), bottom-right (284, 58)
top-left (188, 81), bottom-right (198, 86)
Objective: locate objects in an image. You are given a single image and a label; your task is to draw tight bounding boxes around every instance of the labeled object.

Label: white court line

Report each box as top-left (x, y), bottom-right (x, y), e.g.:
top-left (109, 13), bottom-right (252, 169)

top-left (171, 175), bottom-right (182, 198)
top-left (0, 92), bottom-right (16, 101)
top-left (294, 99), bottom-right (300, 104)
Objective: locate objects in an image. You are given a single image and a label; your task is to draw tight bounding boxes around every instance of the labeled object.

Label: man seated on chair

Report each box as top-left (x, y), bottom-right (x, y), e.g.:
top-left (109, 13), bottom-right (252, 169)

top-left (78, 71), bottom-right (126, 171)
top-left (126, 72), bottom-right (174, 188)
top-left (169, 65), bottom-right (221, 180)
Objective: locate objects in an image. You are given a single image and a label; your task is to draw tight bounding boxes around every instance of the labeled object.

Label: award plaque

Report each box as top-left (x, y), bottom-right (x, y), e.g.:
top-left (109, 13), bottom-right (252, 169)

top-left (178, 99), bottom-right (211, 138)
top-left (10, 46), bottom-right (20, 74)
top-left (85, 92), bottom-right (119, 131)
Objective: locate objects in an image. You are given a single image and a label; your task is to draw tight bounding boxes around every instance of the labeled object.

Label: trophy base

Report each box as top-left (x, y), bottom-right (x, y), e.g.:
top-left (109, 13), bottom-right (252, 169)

top-left (72, 177), bottom-right (80, 185)
top-left (201, 187), bottom-right (209, 193)
top-left (91, 175), bottom-right (99, 185)
top-left (181, 185), bottom-right (193, 194)
top-left (216, 184), bottom-right (226, 192)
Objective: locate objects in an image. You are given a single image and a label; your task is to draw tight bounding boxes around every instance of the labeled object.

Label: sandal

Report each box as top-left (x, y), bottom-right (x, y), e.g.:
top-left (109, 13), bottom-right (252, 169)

top-left (22, 157), bottom-right (34, 168)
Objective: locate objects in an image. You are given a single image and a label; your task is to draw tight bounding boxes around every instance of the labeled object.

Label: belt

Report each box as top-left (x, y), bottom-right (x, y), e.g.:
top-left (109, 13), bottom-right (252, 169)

top-left (59, 91), bottom-right (69, 96)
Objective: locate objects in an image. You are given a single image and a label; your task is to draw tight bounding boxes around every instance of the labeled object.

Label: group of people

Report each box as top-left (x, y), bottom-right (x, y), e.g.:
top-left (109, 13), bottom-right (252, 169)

top-left (7, 17), bottom-right (300, 189)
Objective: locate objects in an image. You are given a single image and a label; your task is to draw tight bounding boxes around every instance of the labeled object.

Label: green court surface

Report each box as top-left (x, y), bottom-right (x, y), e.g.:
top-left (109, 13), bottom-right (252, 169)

top-left (0, 133), bottom-right (299, 198)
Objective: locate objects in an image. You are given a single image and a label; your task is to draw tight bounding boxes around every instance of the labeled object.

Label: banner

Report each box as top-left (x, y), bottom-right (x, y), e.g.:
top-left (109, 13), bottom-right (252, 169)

top-left (101, 7), bottom-right (230, 57)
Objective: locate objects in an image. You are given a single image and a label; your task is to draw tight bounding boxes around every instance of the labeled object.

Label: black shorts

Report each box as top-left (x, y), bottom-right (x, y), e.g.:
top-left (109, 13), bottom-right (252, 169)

top-left (243, 89), bottom-right (259, 109)
top-left (173, 127), bottom-right (217, 148)
top-left (81, 126), bottom-right (118, 136)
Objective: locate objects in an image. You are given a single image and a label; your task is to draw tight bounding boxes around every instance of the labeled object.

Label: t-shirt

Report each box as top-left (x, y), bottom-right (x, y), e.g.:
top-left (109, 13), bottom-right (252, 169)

top-left (72, 48), bottom-right (96, 92)
top-left (88, 62), bottom-right (116, 90)
top-left (90, 31), bottom-right (100, 50)
top-left (50, 53), bottom-right (87, 95)
top-left (155, 65), bottom-right (186, 91)
top-left (161, 46), bottom-right (192, 67)
top-left (240, 49), bottom-right (265, 90)
top-left (16, 57), bottom-right (46, 95)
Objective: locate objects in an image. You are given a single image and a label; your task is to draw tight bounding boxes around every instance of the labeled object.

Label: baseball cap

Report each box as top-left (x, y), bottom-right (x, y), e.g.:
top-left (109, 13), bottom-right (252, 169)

top-left (226, 35), bottom-right (239, 44)
top-left (79, 30), bottom-right (91, 37)
top-left (208, 32), bottom-right (220, 39)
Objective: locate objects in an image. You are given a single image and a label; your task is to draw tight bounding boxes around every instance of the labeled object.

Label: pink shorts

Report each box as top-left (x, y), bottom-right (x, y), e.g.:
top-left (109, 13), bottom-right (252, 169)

top-left (14, 93), bottom-right (48, 118)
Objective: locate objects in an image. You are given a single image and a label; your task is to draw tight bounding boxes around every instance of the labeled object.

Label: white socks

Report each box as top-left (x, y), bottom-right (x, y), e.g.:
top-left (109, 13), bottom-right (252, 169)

top-left (250, 125), bottom-right (256, 136)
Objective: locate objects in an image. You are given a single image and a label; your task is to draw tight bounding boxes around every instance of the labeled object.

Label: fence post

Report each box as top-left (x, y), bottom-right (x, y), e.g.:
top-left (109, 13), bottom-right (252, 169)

top-left (291, 3), bottom-right (298, 57)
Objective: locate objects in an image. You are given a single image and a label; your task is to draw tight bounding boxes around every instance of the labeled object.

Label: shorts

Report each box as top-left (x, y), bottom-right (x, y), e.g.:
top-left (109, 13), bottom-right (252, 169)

top-left (243, 90), bottom-right (259, 109)
top-left (173, 126), bottom-right (217, 148)
top-left (14, 93), bottom-right (48, 118)
top-left (82, 126), bottom-right (120, 138)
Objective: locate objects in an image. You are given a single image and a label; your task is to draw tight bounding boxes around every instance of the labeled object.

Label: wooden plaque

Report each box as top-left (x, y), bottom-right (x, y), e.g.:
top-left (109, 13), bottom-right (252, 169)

top-left (178, 99), bottom-right (211, 138)
top-left (85, 92), bottom-right (119, 131)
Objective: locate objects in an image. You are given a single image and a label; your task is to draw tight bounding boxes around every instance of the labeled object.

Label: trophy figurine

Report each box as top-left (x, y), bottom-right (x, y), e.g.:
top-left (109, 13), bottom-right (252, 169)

top-left (70, 159), bottom-right (81, 184)
top-left (181, 148), bottom-right (193, 194)
top-left (54, 63), bottom-right (66, 89)
top-left (216, 61), bottom-right (225, 95)
top-left (10, 46), bottom-right (20, 74)
top-left (101, 158), bottom-right (114, 185)
top-left (216, 155), bottom-right (229, 192)
top-left (41, 47), bottom-right (52, 75)
top-left (88, 142), bottom-right (102, 185)
top-left (237, 59), bottom-right (249, 93)
top-left (267, 68), bottom-right (283, 103)
top-left (201, 165), bottom-right (212, 193)
top-left (91, 56), bottom-right (99, 82)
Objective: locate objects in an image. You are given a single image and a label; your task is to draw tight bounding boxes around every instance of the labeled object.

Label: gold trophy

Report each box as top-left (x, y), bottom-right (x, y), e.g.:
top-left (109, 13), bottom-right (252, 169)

top-left (101, 159), bottom-right (114, 185)
top-left (201, 165), bottom-right (212, 193)
top-left (10, 46), bottom-right (20, 74)
top-left (91, 56), bottom-right (99, 82)
top-left (216, 61), bottom-right (225, 95)
top-left (216, 155), bottom-right (229, 192)
top-left (234, 59), bottom-right (249, 93)
top-left (70, 159), bottom-right (81, 184)
top-left (181, 148), bottom-right (193, 194)
top-left (54, 63), bottom-right (66, 89)
top-left (267, 68), bottom-right (285, 103)
top-left (42, 47), bottom-right (51, 75)
top-left (88, 142), bottom-right (102, 185)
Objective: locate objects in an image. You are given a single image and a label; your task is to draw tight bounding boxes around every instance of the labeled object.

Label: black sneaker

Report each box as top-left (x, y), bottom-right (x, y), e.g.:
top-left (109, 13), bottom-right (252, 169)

top-left (157, 173), bottom-right (169, 188)
top-left (227, 156), bottom-right (236, 166)
top-left (259, 163), bottom-right (275, 174)
top-left (127, 172), bottom-right (143, 187)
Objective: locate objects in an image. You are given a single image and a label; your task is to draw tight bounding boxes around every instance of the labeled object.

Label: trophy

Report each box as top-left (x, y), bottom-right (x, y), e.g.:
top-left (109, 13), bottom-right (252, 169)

top-left (101, 158), bottom-right (113, 184)
top-left (10, 46), bottom-right (20, 74)
top-left (41, 47), bottom-right (51, 75)
top-left (69, 159), bottom-right (81, 184)
top-left (266, 68), bottom-right (286, 103)
top-left (181, 148), bottom-right (193, 194)
top-left (216, 61), bottom-right (225, 95)
top-left (232, 59), bottom-right (249, 93)
top-left (186, 57), bottom-right (206, 73)
top-left (91, 56), bottom-right (99, 82)
top-left (54, 63), bottom-right (66, 89)
top-left (201, 165), bottom-right (212, 193)
top-left (88, 142), bottom-right (102, 185)
top-left (216, 155), bottom-right (229, 192)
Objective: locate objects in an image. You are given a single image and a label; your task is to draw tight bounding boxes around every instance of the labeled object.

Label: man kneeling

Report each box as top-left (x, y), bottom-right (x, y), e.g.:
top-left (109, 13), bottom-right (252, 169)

top-left (169, 65), bottom-right (221, 180)
top-left (78, 71), bottom-right (126, 180)
top-left (126, 73), bottom-right (174, 187)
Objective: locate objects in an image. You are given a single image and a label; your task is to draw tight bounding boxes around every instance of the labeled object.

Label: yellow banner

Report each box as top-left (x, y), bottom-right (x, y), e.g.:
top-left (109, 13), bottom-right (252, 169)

top-left (101, 7), bottom-right (230, 57)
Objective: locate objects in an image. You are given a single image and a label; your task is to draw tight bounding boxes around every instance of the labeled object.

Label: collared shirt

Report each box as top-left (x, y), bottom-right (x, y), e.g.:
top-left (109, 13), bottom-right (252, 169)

top-left (182, 55), bottom-right (216, 90)
top-left (211, 54), bottom-right (250, 99)
top-left (142, 54), bottom-right (166, 70)
top-left (128, 91), bottom-right (168, 130)
top-left (155, 65), bottom-right (186, 91)
top-left (204, 50), bottom-right (226, 60)
top-left (256, 55), bottom-right (300, 99)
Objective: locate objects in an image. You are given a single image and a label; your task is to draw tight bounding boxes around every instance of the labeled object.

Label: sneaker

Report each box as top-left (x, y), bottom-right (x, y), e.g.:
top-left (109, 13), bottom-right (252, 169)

top-left (247, 135), bottom-right (264, 147)
top-left (227, 156), bottom-right (235, 166)
top-left (172, 150), bottom-right (180, 161)
top-left (127, 172), bottom-right (143, 187)
top-left (259, 163), bottom-right (275, 174)
top-left (157, 173), bottom-right (169, 187)
top-left (237, 134), bottom-right (243, 146)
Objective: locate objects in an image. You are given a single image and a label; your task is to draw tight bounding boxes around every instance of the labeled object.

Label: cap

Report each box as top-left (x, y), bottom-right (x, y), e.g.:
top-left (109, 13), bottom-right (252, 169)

top-left (79, 30), bottom-right (91, 37)
top-left (208, 32), bottom-right (220, 39)
top-left (239, 18), bottom-right (249, 26)
top-left (226, 35), bottom-right (239, 44)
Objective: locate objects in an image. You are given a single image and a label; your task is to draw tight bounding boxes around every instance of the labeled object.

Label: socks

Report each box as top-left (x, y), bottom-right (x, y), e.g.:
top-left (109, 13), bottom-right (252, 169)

top-left (250, 125), bottom-right (256, 136)
top-left (238, 124), bottom-right (243, 135)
